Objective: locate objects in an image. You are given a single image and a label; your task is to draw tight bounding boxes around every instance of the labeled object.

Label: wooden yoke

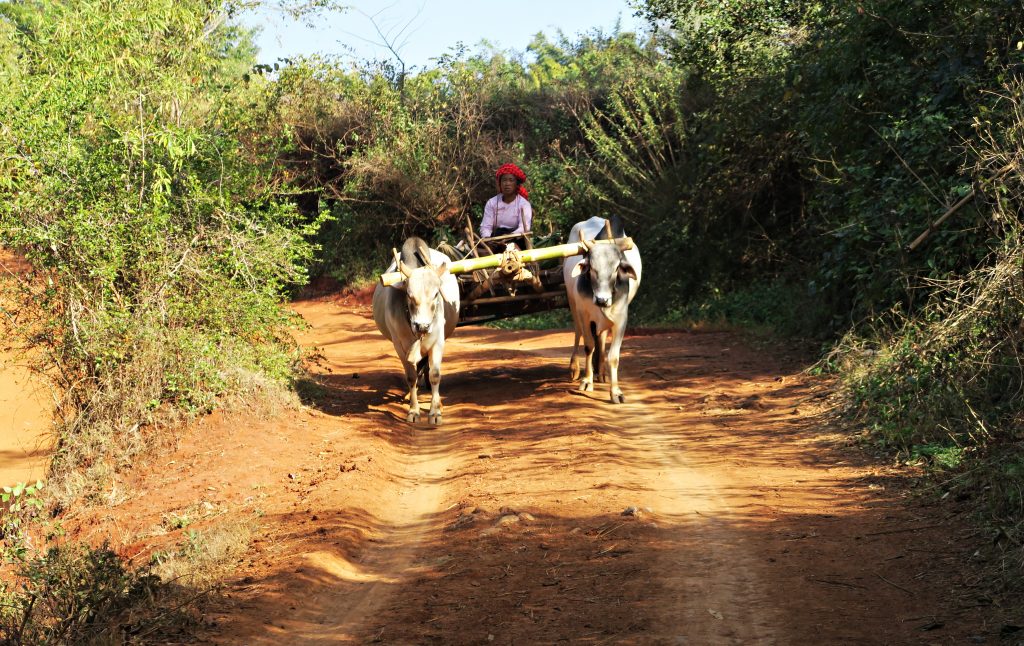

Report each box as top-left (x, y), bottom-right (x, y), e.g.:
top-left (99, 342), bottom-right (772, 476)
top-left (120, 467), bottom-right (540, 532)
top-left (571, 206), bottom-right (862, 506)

top-left (379, 238), bottom-right (634, 287)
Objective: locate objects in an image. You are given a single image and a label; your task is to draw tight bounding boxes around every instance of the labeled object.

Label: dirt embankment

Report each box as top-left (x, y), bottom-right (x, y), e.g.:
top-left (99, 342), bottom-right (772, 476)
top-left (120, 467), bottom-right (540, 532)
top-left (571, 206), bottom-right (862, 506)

top-left (0, 251), bottom-right (52, 488)
top-left (0, 357), bottom-right (50, 488)
top-left (63, 298), bottom-right (1011, 644)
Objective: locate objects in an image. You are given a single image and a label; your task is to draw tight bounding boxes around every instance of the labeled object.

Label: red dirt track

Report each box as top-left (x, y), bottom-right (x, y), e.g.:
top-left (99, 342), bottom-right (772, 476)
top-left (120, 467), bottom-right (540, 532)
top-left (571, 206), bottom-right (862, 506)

top-left (72, 297), bottom-right (1001, 644)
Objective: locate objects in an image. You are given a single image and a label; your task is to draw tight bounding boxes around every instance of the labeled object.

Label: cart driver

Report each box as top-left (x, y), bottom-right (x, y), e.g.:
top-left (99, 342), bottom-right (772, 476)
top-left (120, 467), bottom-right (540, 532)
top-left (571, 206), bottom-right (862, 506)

top-left (479, 163), bottom-right (533, 239)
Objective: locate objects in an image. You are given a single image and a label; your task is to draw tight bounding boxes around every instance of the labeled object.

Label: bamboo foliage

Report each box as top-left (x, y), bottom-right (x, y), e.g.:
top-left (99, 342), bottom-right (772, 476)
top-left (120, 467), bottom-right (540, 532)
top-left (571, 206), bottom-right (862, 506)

top-left (579, 66), bottom-right (690, 216)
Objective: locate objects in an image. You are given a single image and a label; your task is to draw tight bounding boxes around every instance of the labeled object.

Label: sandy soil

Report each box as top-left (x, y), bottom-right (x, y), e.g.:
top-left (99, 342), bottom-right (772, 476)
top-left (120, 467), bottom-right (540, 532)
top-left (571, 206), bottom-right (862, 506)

top-left (62, 296), bottom-right (1009, 644)
top-left (0, 251), bottom-right (52, 488)
top-left (0, 353), bottom-right (51, 488)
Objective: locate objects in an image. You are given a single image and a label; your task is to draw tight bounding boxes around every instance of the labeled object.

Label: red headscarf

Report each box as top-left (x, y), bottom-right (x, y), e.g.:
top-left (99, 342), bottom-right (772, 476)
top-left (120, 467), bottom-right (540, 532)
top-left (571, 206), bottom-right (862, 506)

top-left (495, 163), bottom-right (528, 198)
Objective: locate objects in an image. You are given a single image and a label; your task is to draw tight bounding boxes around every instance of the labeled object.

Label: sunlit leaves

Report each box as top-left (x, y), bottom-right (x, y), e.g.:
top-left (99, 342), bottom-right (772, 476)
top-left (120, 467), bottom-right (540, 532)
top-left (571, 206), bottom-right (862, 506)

top-left (0, 0), bottom-right (318, 483)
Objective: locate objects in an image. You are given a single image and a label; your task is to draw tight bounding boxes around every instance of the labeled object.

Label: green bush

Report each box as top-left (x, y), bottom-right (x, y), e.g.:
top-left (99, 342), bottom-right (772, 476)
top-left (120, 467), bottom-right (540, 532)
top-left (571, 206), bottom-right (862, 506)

top-left (0, 1), bottom-right (321, 500)
top-left (660, 280), bottom-right (829, 337)
top-left (485, 309), bottom-right (572, 331)
top-left (833, 79), bottom-right (1024, 528)
top-left (832, 241), bottom-right (1024, 545)
top-left (0, 543), bottom-right (179, 645)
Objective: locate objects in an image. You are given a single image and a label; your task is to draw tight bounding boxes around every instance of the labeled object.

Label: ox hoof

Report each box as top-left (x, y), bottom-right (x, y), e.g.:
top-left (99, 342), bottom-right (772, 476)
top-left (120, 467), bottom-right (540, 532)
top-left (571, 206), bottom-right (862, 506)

top-left (429, 412), bottom-right (442, 426)
top-left (578, 380), bottom-right (594, 393)
top-left (406, 410), bottom-right (421, 423)
top-left (610, 391), bottom-right (625, 404)
top-left (570, 367), bottom-right (580, 381)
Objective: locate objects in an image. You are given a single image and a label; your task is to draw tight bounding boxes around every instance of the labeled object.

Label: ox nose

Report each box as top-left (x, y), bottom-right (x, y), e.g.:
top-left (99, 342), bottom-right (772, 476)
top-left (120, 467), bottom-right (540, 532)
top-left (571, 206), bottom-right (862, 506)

top-left (594, 296), bottom-right (611, 308)
top-left (413, 321), bottom-right (432, 335)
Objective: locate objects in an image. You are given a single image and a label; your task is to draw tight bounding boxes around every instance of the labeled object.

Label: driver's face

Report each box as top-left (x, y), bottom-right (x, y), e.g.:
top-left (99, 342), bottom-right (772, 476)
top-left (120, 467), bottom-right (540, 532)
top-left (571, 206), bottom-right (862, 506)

top-left (499, 174), bottom-right (518, 196)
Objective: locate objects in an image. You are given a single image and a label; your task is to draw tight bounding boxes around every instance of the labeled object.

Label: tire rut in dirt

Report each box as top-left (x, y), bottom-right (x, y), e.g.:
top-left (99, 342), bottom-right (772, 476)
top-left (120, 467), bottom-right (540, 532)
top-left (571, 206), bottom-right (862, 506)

top-left (612, 402), bottom-right (781, 643)
top-left (241, 432), bottom-right (460, 644)
top-left (213, 306), bottom-right (987, 644)
top-left (347, 335), bottom-right (789, 643)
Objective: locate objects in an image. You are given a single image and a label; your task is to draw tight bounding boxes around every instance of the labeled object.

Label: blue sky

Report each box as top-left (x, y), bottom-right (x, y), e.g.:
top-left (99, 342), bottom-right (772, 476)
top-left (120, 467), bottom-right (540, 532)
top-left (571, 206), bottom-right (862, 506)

top-left (239, 1), bottom-right (648, 69)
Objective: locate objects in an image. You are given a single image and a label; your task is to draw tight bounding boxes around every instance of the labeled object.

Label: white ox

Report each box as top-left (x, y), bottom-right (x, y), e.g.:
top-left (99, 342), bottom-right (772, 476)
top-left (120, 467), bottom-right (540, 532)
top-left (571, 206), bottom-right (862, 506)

top-left (372, 237), bottom-right (460, 425)
top-left (563, 216), bottom-right (642, 403)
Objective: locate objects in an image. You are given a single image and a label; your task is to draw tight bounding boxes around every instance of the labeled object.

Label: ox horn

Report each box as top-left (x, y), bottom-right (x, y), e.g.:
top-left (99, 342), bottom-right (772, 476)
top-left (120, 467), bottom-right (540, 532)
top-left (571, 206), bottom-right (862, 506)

top-left (580, 237), bottom-right (595, 252)
top-left (398, 259), bottom-right (414, 278)
top-left (393, 248), bottom-right (414, 278)
top-left (603, 219), bottom-right (613, 240)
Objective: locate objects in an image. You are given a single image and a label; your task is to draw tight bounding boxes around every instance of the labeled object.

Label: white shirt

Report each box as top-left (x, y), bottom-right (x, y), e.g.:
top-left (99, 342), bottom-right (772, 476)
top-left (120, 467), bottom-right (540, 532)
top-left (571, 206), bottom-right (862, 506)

top-left (479, 194), bottom-right (532, 237)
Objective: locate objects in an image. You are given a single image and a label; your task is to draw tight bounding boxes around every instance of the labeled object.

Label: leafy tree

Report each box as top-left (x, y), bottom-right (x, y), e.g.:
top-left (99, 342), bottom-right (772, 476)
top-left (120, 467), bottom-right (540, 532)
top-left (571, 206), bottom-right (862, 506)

top-left (0, 0), bottom-right (319, 494)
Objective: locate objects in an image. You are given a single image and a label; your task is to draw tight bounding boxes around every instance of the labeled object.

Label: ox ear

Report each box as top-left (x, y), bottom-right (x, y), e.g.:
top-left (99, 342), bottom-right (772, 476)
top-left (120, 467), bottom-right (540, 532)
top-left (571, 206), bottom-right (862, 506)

top-left (618, 261), bottom-right (638, 281)
top-left (570, 260), bottom-right (589, 278)
top-left (434, 261), bottom-right (448, 278)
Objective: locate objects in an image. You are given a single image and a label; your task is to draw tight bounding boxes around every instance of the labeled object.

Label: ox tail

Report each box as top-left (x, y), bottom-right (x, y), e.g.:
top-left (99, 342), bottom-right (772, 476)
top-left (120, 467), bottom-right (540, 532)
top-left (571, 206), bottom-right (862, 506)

top-left (590, 320), bottom-right (603, 378)
top-left (401, 236), bottom-right (432, 268)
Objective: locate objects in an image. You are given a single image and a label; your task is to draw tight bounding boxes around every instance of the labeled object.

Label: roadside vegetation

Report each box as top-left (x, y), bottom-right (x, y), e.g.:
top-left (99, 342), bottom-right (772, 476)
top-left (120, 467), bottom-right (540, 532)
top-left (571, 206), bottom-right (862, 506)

top-left (1, 0), bottom-right (1023, 640)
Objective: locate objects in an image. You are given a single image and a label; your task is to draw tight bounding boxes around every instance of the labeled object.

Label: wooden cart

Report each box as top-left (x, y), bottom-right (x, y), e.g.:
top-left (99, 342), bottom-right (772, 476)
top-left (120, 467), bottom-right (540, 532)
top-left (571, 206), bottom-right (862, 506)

top-left (379, 225), bottom-right (634, 328)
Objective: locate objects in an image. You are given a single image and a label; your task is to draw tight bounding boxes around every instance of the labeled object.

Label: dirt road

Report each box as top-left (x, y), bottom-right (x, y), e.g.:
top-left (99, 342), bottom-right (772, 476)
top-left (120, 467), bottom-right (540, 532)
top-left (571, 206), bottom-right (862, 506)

top-left (81, 297), bottom-right (994, 644)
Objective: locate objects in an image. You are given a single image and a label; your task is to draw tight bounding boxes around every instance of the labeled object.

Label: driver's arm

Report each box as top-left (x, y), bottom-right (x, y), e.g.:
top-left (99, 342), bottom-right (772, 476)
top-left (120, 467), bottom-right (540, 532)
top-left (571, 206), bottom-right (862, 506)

top-left (479, 197), bottom-right (496, 237)
top-left (520, 201), bottom-right (533, 233)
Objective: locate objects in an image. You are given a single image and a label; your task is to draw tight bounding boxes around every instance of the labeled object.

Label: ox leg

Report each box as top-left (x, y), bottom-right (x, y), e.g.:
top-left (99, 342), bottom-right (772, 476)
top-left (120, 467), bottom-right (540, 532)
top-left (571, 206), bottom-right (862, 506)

top-left (595, 327), bottom-right (610, 388)
top-left (598, 334), bottom-right (610, 383)
top-left (578, 324), bottom-right (596, 393)
top-left (608, 325), bottom-right (627, 404)
top-left (427, 340), bottom-right (444, 426)
top-left (569, 328), bottom-right (582, 381)
top-left (594, 334), bottom-right (609, 383)
top-left (567, 299), bottom-right (583, 381)
top-left (403, 341), bottom-right (422, 423)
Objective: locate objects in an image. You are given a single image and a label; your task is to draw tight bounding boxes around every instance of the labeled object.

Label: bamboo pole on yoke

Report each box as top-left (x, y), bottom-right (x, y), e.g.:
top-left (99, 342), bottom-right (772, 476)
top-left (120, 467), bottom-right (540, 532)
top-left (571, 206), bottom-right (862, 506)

top-left (379, 238), bottom-right (633, 287)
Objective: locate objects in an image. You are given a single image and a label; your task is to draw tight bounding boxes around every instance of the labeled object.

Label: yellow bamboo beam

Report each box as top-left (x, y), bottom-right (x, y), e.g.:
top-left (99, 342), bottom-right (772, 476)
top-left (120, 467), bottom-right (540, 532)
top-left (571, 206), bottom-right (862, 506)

top-left (379, 238), bottom-right (633, 286)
